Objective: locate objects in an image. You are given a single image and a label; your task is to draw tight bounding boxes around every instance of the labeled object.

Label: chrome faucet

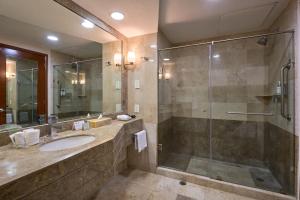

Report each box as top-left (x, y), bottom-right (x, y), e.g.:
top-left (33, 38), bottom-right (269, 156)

top-left (50, 123), bottom-right (63, 137)
top-left (48, 114), bottom-right (62, 137)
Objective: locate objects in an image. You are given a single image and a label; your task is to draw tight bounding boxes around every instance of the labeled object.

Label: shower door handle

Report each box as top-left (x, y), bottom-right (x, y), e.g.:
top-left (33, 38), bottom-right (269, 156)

top-left (226, 112), bottom-right (273, 116)
top-left (280, 59), bottom-right (292, 121)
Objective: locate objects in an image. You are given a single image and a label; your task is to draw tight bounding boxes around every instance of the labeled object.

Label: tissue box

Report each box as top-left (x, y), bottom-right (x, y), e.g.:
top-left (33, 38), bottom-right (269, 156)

top-left (23, 129), bottom-right (40, 146)
top-left (88, 118), bottom-right (112, 128)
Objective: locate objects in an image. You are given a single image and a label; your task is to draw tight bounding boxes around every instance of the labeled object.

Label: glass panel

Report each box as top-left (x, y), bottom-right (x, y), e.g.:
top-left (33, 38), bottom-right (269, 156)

top-left (210, 32), bottom-right (295, 195)
top-left (53, 59), bottom-right (102, 119)
top-left (5, 57), bottom-right (38, 127)
top-left (158, 45), bottom-right (210, 175)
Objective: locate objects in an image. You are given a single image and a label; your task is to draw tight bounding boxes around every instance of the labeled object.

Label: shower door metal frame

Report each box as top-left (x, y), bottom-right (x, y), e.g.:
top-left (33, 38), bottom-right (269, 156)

top-left (159, 30), bottom-right (294, 51)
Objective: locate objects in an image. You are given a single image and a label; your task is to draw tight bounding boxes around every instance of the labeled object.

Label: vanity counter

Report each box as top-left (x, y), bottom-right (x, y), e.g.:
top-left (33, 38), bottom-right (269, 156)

top-left (0, 118), bottom-right (143, 199)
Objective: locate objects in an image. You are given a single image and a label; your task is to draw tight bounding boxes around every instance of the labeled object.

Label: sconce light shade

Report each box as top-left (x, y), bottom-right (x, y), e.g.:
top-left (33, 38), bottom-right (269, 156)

top-left (164, 72), bottom-right (171, 80)
top-left (158, 73), bottom-right (163, 79)
top-left (127, 51), bottom-right (136, 63)
top-left (114, 53), bottom-right (122, 66)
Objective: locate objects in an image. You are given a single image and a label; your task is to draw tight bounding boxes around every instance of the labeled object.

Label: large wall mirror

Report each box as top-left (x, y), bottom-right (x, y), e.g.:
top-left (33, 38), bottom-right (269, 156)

top-left (0, 0), bottom-right (123, 131)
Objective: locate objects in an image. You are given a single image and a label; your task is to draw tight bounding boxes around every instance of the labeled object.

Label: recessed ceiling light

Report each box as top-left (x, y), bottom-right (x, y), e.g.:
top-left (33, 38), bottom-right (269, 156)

top-left (81, 19), bottom-right (94, 29)
top-left (150, 44), bottom-right (157, 49)
top-left (213, 54), bottom-right (220, 58)
top-left (163, 58), bottom-right (170, 61)
top-left (111, 12), bottom-right (124, 21)
top-left (47, 35), bottom-right (58, 41)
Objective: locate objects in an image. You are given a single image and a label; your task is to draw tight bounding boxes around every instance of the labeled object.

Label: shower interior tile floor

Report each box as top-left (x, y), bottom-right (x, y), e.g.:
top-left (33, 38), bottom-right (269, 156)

top-left (96, 169), bottom-right (258, 200)
top-left (161, 153), bottom-right (282, 193)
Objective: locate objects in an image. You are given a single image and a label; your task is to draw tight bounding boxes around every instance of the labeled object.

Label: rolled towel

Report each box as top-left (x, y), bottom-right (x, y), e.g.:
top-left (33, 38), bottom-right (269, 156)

top-left (134, 130), bottom-right (147, 153)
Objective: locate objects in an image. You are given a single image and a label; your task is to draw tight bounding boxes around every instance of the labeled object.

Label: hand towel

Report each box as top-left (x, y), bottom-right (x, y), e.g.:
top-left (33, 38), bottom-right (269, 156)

top-left (134, 130), bottom-right (147, 153)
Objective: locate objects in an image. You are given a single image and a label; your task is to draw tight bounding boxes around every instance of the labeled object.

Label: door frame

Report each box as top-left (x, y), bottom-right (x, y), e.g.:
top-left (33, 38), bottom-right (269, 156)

top-left (0, 43), bottom-right (48, 124)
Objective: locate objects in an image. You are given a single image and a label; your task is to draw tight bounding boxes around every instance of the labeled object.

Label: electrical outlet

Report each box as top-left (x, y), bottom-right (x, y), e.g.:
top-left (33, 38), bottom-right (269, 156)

top-left (134, 104), bottom-right (140, 113)
top-left (115, 80), bottom-right (121, 90)
top-left (116, 104), bottom-right (121, 112)
top-left (134, 80), bottom-right (140, 89)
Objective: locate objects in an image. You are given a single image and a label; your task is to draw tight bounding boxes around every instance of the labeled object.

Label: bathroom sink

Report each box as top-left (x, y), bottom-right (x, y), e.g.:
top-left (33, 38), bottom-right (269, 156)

top-left (39, 135), bottom-right (95, 152)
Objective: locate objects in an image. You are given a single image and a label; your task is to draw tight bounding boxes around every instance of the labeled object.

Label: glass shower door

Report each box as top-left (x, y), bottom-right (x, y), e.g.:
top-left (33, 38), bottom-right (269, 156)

top-left (210, 32), bottom-right (295, 195)
top-left (17, 67), bottom-right (38, 125)
top-left (158, 45), bottom-right (211, 175)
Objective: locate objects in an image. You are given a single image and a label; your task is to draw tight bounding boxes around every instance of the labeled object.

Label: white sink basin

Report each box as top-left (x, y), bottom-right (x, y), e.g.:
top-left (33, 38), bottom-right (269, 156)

top-left (39, 135), bottom-right (95, 152)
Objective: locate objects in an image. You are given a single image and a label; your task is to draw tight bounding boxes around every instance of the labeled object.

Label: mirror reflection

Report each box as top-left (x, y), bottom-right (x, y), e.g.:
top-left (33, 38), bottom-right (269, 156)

top-left (0, 0), bottom-right (122, 131)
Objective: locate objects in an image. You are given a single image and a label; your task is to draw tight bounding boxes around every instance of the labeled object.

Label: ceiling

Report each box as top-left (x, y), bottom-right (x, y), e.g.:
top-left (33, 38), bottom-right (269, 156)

top-left (0, 0), bottom-right (117, 44)
top-left (159, 0), bottom-right (290, 43)
top-left (73, 0), bottom-right (159, 38)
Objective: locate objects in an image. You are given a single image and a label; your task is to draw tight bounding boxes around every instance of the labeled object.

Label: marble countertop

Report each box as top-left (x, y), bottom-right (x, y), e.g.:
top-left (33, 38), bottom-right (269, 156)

top-left (0, 118), bottom-right (140, 187)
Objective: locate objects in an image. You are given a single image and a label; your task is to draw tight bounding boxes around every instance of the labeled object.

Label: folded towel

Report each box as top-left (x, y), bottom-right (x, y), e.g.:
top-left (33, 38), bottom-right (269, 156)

top-left (134, 130), bottom-right (147, 153)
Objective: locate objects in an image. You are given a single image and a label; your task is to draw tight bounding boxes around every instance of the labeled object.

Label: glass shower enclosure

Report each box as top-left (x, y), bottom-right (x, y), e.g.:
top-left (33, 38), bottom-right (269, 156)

top-left (158, 31), bottom-right (295, 195)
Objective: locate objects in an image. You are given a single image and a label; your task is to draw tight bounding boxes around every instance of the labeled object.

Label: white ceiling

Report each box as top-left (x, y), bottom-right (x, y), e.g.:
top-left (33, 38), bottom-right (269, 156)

top-left (0, 0), bottom-right (117, 44)
top-left (73, 0), bottom-right (159, 38)
top-left (159, 0), bottom-right (290, 43)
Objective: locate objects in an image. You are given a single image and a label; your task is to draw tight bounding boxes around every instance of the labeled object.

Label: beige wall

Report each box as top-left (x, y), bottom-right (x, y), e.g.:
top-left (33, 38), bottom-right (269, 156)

top-left (102, 41), bottom-right (122, 114)
top-left (126, 33), bottom-right (158, 171)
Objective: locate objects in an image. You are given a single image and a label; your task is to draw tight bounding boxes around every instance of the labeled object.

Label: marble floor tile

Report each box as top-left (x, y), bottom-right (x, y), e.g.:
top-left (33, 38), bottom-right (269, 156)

top-left (176, 194), bottom-right (197, 200)
top-left (96, 169), bottom-right (259, 200)
top-left (165, 154), bottom-right (281, 193)
top-left (161, 153), bottom-right (191, 171)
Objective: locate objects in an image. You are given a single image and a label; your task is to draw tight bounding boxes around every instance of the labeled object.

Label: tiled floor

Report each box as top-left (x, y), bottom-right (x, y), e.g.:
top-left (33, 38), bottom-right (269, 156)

top-left (95, 169), bottom-right (258, 200)
top-left (161, 153), bottom-right (282, 193)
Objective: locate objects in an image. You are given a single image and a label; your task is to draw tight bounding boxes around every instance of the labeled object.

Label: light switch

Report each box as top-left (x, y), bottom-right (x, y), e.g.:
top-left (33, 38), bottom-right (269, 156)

top-left (116, 104), bottom-right (122, 112)
top-left (134, 104), bottom-right (140, 113)
top-left (134, 80), bottom-right (140, 89)
top-left (115, 80), bottom-right (121, 90)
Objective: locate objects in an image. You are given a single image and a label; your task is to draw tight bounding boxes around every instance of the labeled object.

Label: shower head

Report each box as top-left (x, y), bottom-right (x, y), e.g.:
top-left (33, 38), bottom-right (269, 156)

top-left (71, 62), bottom-right (78, 68)
top-left (257, 36), bottom-right (268, 46)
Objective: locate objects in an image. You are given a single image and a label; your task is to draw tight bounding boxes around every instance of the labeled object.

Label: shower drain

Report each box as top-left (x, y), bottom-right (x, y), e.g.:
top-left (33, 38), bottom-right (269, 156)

top-left (256, 177), bottom-right (264, 182)
top-left (216, 176), bottom-right (223, 181)
top-left (179, 180), bottom-right (186, 185)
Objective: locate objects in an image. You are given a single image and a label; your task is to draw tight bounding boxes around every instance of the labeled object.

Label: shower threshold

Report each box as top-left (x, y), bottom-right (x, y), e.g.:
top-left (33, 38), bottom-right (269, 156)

top-left (160, 153), bottom-right (283, 194)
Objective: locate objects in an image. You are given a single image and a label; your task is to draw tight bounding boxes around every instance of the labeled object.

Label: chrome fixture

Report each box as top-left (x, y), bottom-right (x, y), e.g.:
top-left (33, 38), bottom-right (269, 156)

top-left (280, 59), bottom-right (293, 121)
top-left (257, 36), bottom-right (268, 46)
top-left (158, 30), bottom-right (294, 51)
top-left (226, 112), bottom-right (274, 116)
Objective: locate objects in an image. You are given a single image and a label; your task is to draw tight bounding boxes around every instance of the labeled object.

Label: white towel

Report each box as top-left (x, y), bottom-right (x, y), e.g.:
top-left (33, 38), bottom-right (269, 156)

top-left (134, 130), bottom-right (147, 153)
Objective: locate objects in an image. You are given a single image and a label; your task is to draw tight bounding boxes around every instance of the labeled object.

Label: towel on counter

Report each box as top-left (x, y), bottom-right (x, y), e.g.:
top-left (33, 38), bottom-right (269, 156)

top-left (134, 130), bottom-right (147, 152)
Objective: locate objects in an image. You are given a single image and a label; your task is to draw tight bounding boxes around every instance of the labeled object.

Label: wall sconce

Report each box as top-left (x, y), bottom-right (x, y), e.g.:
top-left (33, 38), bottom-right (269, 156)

top-left (158, 73), bottom-right (163, 80)
top-left (113, 53), bottom-right (122, 67)
top-left (125, 51), bottom-right (136, 69)
top-left (105, 61), bottom-right (112, 66)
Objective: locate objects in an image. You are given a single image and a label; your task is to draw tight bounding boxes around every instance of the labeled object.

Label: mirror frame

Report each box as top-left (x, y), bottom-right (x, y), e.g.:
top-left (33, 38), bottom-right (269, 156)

top-left (0, 43), bottom-right (48, 125)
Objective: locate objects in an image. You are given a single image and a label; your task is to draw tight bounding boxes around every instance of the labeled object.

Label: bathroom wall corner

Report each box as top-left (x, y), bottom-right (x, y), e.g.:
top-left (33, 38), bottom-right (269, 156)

top-left (126, 33), bottom-right (158, 172)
